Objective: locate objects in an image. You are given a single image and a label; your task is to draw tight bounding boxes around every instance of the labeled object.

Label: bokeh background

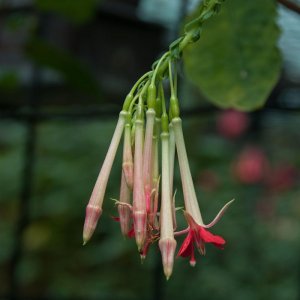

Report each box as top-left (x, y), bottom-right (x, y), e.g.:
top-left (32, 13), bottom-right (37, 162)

top-left (1, 0), bottom-right (300, 299)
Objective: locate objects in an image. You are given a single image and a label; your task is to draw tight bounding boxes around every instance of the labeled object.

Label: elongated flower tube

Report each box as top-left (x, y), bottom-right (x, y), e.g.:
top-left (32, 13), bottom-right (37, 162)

top-left (172, 116), bottom-right (233, 265)
top-left (168, 122), bottom-right (177, 230)
top-left (118, 171), bottom-right (131, 236)
top-left (133, 117), bottom-right (147, 250)
top-left (143, 108), bottom-right (156, 213)
top-left (172, 117), bottom-right (203, 224)
top-left (159, 131), bottom-right (177, 280)
top-left (148, 118), bottom-right (160, 228)
top-left (169, 123), bottom-right (175, 198)
top-left (122, 122), bottom-right (134, 190)
top-left (152, 118), bottom-right (161, 189)
top-left (83, 111), bottom-right (128, 245)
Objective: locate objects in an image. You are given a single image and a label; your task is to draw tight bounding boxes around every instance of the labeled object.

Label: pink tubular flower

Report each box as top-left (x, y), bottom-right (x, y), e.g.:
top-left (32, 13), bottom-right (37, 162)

top-left (159, 131), bottom-right (176, 279)
top-left (117, 120), bottom-right (133, 236)
top-left (172, 117), bottom-right (234, 266)
top-left (132, 118), bottom-right (147, 250)
top-left (143, 108), bottom-right (156, 213)
top-left (168, 122), bottom-right (177, 229)
top-left (83, 111), bottom-right (127, 245)
top-left (117, 171), bottom-right (132, 237)
top-left (122, 122), bottom-right (134, 189)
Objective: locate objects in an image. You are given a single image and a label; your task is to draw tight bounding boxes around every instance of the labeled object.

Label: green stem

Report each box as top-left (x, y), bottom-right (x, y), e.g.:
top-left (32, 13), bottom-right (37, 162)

top-left (157, 0), bottom-right (223, 77)
top-left (136, 81), bottom-right (150, 120)
top-left (124, 0), bottom-right (224, 111)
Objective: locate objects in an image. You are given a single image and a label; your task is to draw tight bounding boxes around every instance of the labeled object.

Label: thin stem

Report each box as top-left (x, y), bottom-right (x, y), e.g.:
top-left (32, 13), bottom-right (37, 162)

top-left (278, 0), bottom-right (300, 15)
top-left (130, 71), bottom-right (152, 95)
top-left (159, 83), bottom-right (167, 115)
top-left (168, 60), bottom-right (175, 98)
top-left (152, 52), bottom-right (170, 85)
top-left (173, 61), bottom-right (177, 98)
top-left (128, 93), bottom-right (140, 115)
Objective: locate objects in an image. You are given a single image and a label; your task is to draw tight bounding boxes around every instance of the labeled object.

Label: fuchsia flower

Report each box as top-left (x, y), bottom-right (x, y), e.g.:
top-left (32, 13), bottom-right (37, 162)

top-left (172, 116), bottom-right (234, 266)
top-left (177, 212), bottom-right (225, 266)
top-left (82, 37), bottom-right (234, 278)
top-left (83, 111), bottom-right (127, 244)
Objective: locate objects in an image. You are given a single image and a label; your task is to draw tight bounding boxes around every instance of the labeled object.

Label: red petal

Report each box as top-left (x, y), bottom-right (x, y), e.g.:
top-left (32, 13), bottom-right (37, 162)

top-left (199, 227), bottom-right (225, 249)
top-left (111, 216), bottom-right (120, 222)
top-left (127, 227), bottom-right (135, 238)
top-left (189, 245), bottom-right (196, 267)
top-left (177, 231), bottom-right (194, 257)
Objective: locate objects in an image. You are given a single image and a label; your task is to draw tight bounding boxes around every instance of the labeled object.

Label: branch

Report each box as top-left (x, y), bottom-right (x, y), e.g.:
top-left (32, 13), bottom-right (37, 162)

top-left (278, 0), bottom-right (300, 15)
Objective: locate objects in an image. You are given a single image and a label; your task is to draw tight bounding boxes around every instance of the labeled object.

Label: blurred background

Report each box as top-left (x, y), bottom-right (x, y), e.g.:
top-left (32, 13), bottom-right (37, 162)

top-left (1, 0), bottom-right (300, 299)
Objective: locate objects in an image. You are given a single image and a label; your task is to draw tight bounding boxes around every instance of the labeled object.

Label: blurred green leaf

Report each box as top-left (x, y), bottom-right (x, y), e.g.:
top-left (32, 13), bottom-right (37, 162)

top-left (26, 38), bottom-right (101, 98)
top-left (183, 0), bottom-right (281, 111)
top-left (34, 0), bottom-right (97, 24)
top-left (0, 71), bottom-right (19, 90)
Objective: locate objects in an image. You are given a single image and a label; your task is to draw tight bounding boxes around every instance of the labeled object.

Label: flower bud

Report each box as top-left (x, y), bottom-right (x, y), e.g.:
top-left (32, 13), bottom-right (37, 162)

top-left (159, 132), bottom-right (176, 279)
top-left (143, 108), bottom-right (156, 213)
top-left (118, 172), bottom-right (131, 236)
top-left (83, 111), bottom-right (127, 244)
top-left (122, 123), bottom-right (134, 189)
top-left (159, 238), bottom-right (177, 280)
top-left (133, 119), bottom-right (147, 249)
top-left (83, 205), bottom-right (102, 245)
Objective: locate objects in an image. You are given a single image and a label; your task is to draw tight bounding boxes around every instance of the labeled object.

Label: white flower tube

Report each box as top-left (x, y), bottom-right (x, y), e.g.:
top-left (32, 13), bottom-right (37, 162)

top-left (118, 171), bottom-right (131, 237)
top-left (83, 111), bottom-right (127, 244)
top-left (159, 132), bottom-right (176, 280)
top-left (172, 117), bottom-right (203, 225)
top-left (168, 122), bottom-right (177, 229)
top-left (168, 123), bottom-right (175, 197)
top-left (122, 123), bottom-right (134, 190)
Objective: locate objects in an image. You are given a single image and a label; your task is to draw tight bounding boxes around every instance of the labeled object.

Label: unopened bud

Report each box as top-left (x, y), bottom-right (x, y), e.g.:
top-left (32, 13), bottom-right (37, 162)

top-left (118, 172), bottom-right (131, 236)
top-left (83, 205), bottom-right (102, 245)
top-left (133, 211), bottom-right (147, 250)
top-left (122, 124), bottom-right (134, 189)
top-left (159, 238), bottom-right (177, 280)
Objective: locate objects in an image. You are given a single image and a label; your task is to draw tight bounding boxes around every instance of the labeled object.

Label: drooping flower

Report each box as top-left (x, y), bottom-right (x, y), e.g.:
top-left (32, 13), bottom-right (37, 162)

top-left (172, 116), bottom-right (234, 265)
top-left (117, 118), bottom-right (133, 236)
top-left (82, 3), bottom-right (234, 276)
top-left (122, 121), bottom-right (134, 189)
top-left (117, 171), bottom-right (132, 237)
top-left (159, 129), bottom-right (176, 279)
top-left (143, 108), bottom-right (156, 213)
top-left (83, 110), bottom-right (128, 245)
top-left (132, 115), bottom-right (147, 250)
top-left (177, 211), bottom-right (225, 266)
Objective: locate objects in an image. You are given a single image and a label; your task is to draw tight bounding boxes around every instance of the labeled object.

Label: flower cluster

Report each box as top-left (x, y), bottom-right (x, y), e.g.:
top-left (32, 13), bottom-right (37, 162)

top-left (82, 52), bottom-right (233, 279)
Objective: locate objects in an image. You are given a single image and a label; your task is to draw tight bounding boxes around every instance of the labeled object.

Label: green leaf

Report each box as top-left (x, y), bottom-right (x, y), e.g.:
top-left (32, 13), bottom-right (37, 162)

top-left (26, 38), bottom-right (101, 98)
top-left (183, 0), bottom-right (281, 111)
top-left (0, 71), bottom-right (19, 90)
top-left (34, 0), bottom-right (97, 24)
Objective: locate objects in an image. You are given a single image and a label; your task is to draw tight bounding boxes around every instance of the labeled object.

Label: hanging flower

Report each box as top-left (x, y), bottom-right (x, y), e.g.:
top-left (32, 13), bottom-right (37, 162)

top-left (82, 0), bottom-right (233, 279)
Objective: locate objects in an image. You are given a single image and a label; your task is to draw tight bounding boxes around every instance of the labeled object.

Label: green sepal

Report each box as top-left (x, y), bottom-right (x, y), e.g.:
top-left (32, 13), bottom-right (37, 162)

top-left (122, 93), bottom-right (134, 111)
top-left (147, 83), bottom-right (157, 109)
top-left (161, 113), bottom-right (169, 133)
top-left (170, 95), bottom-right (180, 118)
top-left (156, 95), bottom-right (162, 117)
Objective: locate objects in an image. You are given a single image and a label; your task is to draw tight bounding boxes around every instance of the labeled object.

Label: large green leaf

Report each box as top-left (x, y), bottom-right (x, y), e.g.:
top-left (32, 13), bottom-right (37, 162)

top-left (26, 38), bottom-right (101, 98)
top-left (34, 0), bottom-right (97, 24)
top-left (183, 0), bottom-right (281, 111)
